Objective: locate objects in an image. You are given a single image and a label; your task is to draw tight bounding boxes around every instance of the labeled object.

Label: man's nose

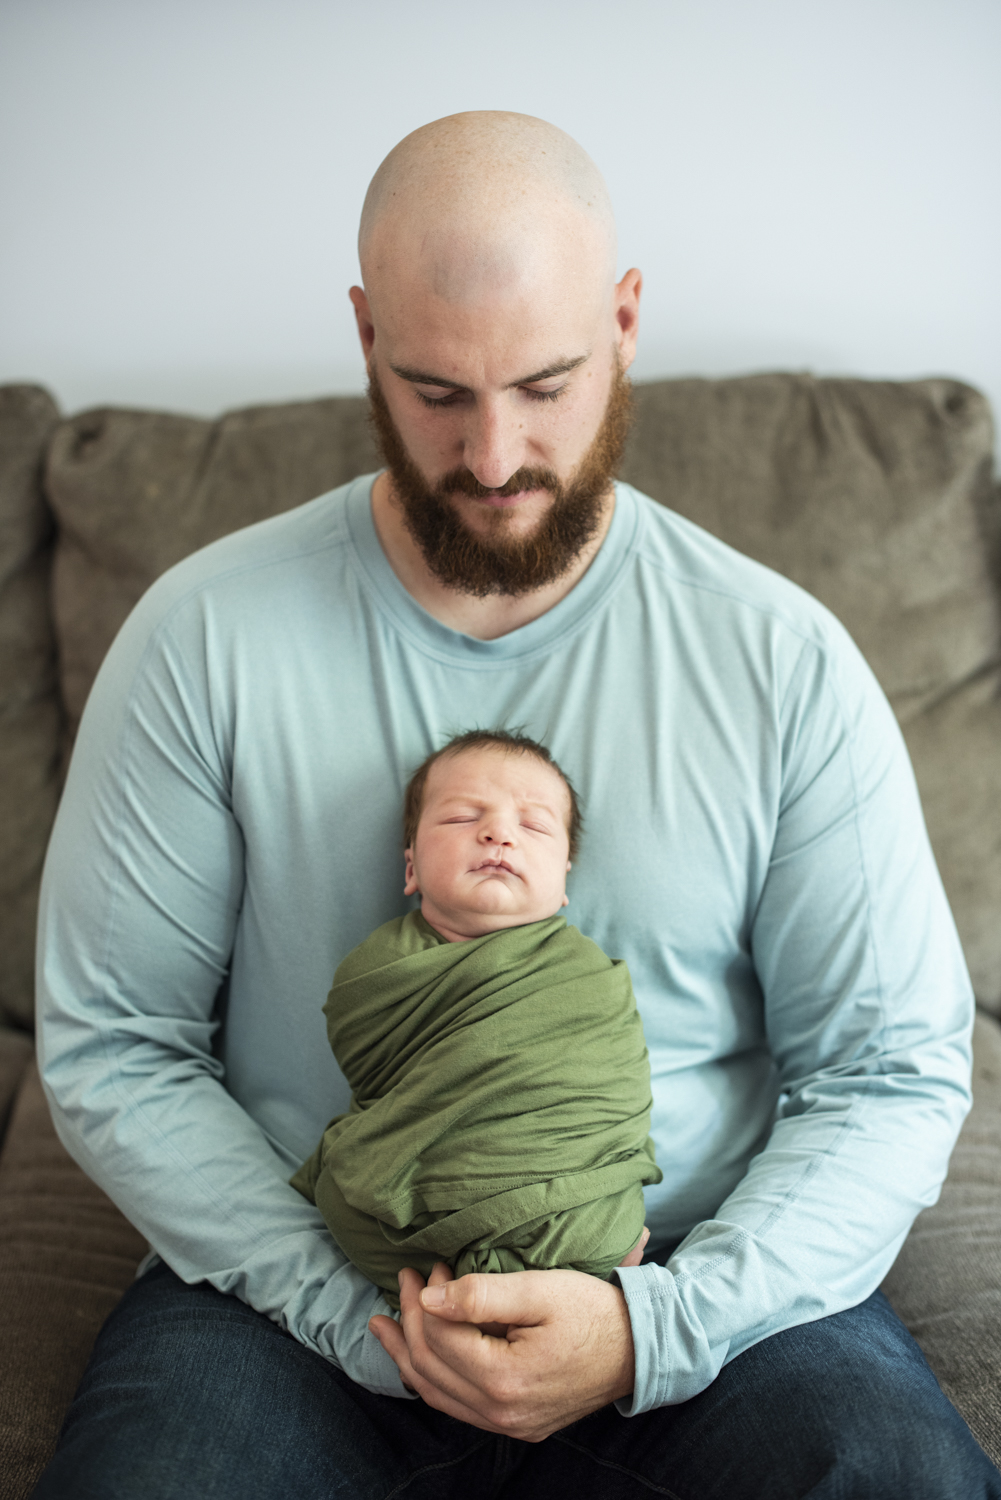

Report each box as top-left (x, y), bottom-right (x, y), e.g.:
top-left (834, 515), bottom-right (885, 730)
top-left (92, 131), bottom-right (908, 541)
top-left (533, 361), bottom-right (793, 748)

top-left (462, 398), bottom-right (526, 489)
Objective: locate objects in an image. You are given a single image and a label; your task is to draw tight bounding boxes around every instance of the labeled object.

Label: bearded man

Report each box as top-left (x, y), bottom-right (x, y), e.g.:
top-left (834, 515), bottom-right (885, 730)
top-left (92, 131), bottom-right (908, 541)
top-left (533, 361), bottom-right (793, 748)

top-left (34, 113), bottom-right (1000, 1498)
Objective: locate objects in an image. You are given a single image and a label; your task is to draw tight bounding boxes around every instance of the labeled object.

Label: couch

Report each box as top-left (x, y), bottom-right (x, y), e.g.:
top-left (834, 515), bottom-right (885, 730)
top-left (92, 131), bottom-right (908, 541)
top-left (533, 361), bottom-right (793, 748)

top-left (1, 372), bottom-right (999, 1495)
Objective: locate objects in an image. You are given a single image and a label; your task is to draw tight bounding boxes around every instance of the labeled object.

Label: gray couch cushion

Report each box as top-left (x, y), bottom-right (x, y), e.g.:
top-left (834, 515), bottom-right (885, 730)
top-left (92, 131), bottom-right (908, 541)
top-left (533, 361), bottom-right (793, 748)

top-left (882, 1008), bottom-right (1001, 1468)
top-left (0, 385), bottom-right (63, 1031)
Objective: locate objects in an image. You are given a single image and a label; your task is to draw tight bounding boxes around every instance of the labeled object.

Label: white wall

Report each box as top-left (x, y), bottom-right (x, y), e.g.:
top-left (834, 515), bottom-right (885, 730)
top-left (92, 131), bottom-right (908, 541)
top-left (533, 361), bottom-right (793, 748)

top-left (1, 0), bottom-right (999, 429)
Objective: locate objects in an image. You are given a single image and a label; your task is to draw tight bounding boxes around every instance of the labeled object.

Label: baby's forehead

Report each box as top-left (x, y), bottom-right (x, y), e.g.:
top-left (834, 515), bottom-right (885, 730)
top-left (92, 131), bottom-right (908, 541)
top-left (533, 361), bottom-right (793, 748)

top-left (425, 746), bottom-right (569, 805)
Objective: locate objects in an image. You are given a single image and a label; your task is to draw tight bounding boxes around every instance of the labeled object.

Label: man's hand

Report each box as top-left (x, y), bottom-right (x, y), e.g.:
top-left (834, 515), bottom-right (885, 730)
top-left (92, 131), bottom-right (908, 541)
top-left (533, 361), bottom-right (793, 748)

top-left (368, 1261), bottom-right (636, 1442)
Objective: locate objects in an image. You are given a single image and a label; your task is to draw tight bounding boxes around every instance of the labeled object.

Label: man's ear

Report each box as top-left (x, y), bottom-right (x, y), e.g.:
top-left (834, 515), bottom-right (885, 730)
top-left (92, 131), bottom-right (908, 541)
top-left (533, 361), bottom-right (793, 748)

top-left (613, 267), bottom-right (642, 374)
top-left (403, 849), bottom-right (420, 897)
top-left (349, 285), bottom-right (376, 361)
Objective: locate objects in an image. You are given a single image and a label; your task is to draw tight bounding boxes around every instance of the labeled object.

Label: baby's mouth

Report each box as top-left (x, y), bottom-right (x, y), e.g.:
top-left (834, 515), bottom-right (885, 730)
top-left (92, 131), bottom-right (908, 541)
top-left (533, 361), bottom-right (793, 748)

top-left (474, 860), bottom-right (518, 877)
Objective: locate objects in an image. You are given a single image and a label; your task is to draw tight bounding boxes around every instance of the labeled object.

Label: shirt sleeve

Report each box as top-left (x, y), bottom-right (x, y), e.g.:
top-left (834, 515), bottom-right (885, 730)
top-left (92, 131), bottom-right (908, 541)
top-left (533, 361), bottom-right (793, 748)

top-left (613, 621), bottom-right (974, 1413)
top-left (35, 582), bottom-right (414, 1400)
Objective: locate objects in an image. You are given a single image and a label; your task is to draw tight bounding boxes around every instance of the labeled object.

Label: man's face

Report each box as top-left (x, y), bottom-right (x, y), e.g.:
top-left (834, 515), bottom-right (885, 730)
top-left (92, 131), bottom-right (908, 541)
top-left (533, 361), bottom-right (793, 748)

top-left (403, 746), bottom-right (572, 940)
top-left (353, 248), bottom-right (640, 597)
top-left (367, 358), bottom-right (632, 597)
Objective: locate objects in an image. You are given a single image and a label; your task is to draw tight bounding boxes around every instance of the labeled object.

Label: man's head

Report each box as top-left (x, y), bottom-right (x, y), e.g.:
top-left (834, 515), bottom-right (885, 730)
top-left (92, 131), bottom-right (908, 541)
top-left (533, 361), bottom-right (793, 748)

top-left (403, 730), bottom-right (581, 943)
top-left (351, 112), bottom-right (642, 596)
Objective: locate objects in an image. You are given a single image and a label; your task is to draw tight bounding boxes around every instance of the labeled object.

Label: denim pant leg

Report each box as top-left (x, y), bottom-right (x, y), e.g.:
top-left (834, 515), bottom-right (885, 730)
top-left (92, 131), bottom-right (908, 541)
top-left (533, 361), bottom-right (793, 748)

top-left (30, 1261), bottom-right (515, 1500)
top-left (519, 1290), bottom-right (1001, 1500)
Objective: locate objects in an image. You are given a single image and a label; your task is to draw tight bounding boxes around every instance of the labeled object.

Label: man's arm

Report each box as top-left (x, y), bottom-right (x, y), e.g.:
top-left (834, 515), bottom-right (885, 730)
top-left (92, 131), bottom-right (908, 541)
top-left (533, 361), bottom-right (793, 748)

top-left (36, 578), bottom-right (410, 1398)
top-left (369, 621), bottom-right (974, 1430)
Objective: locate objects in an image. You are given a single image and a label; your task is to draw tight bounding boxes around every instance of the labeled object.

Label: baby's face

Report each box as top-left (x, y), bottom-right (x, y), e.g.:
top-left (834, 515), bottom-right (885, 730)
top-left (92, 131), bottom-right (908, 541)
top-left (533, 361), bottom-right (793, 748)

top-left (404, 747), bottom-right (573, 943)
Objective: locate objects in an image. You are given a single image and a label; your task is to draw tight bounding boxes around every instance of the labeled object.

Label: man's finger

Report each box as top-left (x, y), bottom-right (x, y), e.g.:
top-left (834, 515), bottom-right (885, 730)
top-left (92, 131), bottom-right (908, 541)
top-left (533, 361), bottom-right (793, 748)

top-left (368, 1312), bottom-right (512, 1432)
top-left (378, 1270), bottom-right (522, 1428)
top-left (368, 1312), bottom-right (411, 1375)
top-left (397, 1268), bottom-right (516, 1411)
top-left (427, 1259), bottom-right (454, 1287)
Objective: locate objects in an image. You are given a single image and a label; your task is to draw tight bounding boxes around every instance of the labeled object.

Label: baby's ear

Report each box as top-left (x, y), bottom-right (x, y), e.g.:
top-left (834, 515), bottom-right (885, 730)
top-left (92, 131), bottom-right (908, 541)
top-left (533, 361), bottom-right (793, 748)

top-left (561, 893), bottom-right (569, 907)
top-left (403, 849), bottom-right (420, 897)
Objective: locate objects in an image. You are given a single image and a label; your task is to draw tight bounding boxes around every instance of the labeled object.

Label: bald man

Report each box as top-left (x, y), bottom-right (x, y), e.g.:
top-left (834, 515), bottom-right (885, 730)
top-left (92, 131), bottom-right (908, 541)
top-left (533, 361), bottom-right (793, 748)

top-left (34, 114), bottom-right (999, 1498)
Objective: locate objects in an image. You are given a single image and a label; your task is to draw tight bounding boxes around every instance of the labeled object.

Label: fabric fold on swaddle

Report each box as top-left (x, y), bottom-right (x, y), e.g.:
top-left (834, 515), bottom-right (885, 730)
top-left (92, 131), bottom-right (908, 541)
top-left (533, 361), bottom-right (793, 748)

top-left (292, 910), bottom-right (661, 1308)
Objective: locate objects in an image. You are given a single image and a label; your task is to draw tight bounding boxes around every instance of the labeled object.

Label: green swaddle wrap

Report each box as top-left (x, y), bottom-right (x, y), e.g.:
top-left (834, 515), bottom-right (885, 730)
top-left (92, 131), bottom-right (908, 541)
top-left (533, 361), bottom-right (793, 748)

top-left (291, 910), bottom-right (662, 1309)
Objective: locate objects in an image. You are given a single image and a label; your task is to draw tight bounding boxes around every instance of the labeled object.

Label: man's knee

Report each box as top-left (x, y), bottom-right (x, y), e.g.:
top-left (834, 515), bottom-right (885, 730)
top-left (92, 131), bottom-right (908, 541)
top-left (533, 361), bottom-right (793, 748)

top-left (32, 1268), bottom-right (362, 1499)
top-left (790, 1365), bottom-right (995, 1498)
top-left (601, 1295), bottom-right (1001, 1500)
top-left (743, 1296), bottom-right (1001, 1499)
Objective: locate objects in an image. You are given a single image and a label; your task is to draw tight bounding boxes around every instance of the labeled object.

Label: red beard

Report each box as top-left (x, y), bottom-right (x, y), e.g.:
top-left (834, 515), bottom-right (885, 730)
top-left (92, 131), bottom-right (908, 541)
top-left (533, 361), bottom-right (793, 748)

top-left (366, 361), bottom-right (633, 598)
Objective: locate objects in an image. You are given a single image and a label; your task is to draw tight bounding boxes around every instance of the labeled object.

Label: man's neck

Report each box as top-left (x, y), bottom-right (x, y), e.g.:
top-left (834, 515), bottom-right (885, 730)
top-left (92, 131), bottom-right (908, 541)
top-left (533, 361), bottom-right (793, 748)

top-left (369, 472), bottom-right (616, 641)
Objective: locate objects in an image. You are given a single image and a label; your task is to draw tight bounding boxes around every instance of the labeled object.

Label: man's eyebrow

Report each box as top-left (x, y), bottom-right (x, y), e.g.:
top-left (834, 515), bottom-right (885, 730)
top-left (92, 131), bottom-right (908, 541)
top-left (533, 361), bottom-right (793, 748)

top-left (388, 354), bottom-right (590, 391)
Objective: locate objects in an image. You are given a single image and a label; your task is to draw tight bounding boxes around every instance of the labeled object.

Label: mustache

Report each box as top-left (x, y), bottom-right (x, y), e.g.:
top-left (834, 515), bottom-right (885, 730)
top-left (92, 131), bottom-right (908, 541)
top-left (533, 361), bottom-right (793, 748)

top-left (431, 467), bottom-right (561, 501)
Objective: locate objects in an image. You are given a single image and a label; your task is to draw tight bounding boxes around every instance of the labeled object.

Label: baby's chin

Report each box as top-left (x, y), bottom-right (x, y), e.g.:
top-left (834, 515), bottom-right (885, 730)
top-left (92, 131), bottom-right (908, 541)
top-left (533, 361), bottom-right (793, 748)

top-left (422, 889), bottom-right (565, 937)
top-left (455, 911), bottom-right (559, 937)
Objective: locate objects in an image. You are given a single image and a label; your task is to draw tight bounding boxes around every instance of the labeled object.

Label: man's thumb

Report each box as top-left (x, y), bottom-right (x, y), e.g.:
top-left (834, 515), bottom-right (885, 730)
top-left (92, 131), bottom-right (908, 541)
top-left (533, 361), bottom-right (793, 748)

top-left (420, 1270), bottom-right (550, 1326)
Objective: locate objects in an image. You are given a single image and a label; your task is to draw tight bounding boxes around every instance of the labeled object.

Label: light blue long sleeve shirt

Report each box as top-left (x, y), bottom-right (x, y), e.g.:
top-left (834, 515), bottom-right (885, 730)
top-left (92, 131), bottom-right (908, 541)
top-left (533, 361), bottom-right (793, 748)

top-left (36, 476), bottom-right (974, 1412)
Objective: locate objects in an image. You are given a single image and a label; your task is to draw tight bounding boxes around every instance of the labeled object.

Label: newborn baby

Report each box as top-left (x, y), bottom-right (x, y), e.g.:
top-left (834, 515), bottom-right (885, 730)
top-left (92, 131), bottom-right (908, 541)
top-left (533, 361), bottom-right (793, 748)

top-left (291, 730), bottom-right (661, 1309)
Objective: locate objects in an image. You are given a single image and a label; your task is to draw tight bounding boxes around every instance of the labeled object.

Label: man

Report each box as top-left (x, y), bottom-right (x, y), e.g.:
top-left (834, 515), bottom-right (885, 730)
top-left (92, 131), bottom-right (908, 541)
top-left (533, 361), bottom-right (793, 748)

top-left (34, 113), bottom-right (999, 1497)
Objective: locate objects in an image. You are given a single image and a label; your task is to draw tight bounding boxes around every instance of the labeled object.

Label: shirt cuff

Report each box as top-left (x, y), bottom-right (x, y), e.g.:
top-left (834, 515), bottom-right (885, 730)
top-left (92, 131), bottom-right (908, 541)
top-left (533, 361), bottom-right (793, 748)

top-left (610, 1262), bottom-right (717, 1415)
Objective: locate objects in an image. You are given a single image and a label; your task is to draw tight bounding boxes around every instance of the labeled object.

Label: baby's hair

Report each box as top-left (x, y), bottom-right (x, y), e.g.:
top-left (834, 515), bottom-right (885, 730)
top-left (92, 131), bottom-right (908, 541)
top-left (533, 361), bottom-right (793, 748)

top-left (403, 729), bottom-right (582, 860)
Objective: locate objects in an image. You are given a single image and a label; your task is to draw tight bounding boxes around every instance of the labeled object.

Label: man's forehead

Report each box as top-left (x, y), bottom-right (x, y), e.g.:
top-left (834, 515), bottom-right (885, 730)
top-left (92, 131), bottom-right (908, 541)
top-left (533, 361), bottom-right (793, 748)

top-left (369, 265), bottom-right (607, 392)
top-left (368, 223), bottom-right (607, 317)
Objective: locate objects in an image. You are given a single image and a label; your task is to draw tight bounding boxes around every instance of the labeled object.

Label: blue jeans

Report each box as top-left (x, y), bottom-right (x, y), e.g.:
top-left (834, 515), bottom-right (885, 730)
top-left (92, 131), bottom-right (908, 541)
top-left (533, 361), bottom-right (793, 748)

top-left (32, 1261), bottom-right (1000, 1499)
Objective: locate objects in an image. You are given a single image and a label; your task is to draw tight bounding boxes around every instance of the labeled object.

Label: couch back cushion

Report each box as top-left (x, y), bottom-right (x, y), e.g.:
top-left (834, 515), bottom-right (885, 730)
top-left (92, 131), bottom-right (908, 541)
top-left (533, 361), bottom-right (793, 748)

top-left (0, 386), bottom-right (63, 1030)
top-left (43, 374), bottom-right (1001, 1010)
